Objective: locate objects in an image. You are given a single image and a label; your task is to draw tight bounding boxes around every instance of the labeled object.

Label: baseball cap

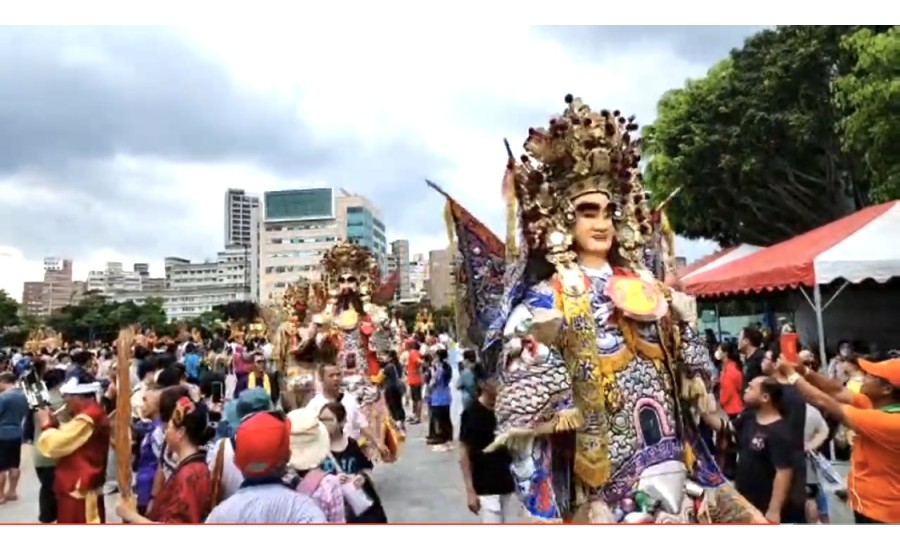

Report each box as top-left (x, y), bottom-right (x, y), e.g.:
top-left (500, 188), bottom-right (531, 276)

top-left (234, 411), bottom-right (291, 478)
top-left (224, 387), bottom-right (274, 427)
top-left (859, 357), bottom-right (900, 387)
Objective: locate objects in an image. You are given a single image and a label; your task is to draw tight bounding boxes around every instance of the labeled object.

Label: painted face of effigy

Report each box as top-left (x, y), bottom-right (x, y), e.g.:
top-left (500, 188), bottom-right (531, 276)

top-left (338, 271), bottom-right (359, 295)
top-left (571, 191), bottom-right (616, 260)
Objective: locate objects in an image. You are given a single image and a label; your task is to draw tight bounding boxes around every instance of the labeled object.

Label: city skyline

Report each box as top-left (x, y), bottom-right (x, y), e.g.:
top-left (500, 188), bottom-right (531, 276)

top-left (0, 26), bottom-right (761, 297)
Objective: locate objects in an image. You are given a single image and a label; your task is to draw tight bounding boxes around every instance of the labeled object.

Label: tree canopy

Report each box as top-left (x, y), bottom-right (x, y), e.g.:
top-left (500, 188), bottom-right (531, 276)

top-left (833, 26), bottom-right (900, 202)
top-left (0, 290), bottom-right (19, 331)
top-left (644, 25), bottom-right (896, 247)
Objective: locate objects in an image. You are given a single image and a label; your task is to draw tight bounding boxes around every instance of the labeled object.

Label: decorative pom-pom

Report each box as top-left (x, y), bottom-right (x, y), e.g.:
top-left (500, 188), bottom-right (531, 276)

top-left (613, 110), bottom-right (621, 117)
top-left (564, 93), bottom-right (574, 104)
top-left (601, 109), bottom-right (610, 118)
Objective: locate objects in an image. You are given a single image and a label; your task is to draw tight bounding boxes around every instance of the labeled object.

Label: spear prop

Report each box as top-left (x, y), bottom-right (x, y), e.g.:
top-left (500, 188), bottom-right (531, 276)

top-left (115, 326), bottom-right (137, 512)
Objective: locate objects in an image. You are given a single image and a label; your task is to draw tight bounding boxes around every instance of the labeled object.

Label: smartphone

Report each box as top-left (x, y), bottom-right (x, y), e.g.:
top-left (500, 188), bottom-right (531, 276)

top-left (211, 381), bottom-right (224, 404)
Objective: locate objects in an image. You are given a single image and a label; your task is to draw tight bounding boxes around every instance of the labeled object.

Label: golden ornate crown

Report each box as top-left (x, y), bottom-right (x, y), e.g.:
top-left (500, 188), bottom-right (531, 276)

top-left (282, 278), bottom-right (327, 316)
top-left (509, 94), bottom-right (653, 266)
top-left (321, 241), bottom-right (379, 294)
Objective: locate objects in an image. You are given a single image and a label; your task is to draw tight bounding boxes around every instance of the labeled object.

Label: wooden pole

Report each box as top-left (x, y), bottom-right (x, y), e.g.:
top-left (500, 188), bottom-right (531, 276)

top-left (115, 326), bottom-right (136, 511)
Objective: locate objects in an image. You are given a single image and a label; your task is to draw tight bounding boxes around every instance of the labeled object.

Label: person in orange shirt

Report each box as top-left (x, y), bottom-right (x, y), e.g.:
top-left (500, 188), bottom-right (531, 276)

top-left (717, 341), bottom-right (745, 418)
top-left (404, 340), bottom-right (424, 424)
top-left (778, 352), bottom-right (900, 524)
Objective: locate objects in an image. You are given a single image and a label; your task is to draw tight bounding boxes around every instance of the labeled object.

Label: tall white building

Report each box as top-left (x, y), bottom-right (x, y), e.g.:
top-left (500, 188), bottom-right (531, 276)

top-left (389, 239), bottom-right (411, 302)
top-left (162, 246), bottom-right (252, 320)
top-left (259, 187), bottom-right (388, 306)
top-left (87, 262), bottom-right (144, 294)
top-left (260, 188), bottom-right (340, 305)
top-left (409, 252), bottom-right (429, 300)
top-left (225, 188), bottom-right (260, 248)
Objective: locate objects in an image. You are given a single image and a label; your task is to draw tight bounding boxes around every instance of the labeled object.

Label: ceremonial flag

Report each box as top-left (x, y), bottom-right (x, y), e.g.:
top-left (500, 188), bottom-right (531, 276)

top-left (426, 180), bottom-right (506, 347)
top-left (373, 269), bottom-right (401, 305)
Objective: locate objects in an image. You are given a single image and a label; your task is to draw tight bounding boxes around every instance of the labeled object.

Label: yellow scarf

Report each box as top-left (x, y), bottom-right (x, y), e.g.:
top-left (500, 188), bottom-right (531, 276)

top-left (248, 372), bottom-right (271, 395)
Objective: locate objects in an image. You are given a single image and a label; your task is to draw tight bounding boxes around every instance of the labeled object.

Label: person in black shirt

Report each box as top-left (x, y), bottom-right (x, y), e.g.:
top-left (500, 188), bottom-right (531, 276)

top-left (319, 401), bottom-right (388, 523)
top-left (458, 374), bottom-right (517, 523)
top-left (761, 343), bottom-right (808, 517)
top-left (734, 376), bottom-right (805, 524)
top-left (739, 325), bottom-right (765, 390)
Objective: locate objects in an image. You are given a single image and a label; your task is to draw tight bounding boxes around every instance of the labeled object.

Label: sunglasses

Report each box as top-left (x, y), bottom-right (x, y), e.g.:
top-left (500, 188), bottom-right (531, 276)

top-left (338, 275), bottom-right (358, 284)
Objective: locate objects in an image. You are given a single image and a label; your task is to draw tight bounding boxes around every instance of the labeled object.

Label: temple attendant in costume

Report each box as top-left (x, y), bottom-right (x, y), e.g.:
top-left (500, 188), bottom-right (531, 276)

top-left (486, 95), bottom-right (764, 523)
top-left (34, 372), bottom-right (110, 524)
top-left (234, 351), bottom-right (279, 405)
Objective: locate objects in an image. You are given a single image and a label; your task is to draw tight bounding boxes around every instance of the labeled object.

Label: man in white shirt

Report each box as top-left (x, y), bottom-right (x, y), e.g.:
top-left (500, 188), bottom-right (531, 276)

top-left (305, 364), bottom-right (386, 457)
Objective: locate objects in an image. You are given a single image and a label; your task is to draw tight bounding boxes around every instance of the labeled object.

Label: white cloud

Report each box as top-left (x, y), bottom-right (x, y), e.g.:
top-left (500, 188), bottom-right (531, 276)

top-left (1, 25), bottom-right (732, 299)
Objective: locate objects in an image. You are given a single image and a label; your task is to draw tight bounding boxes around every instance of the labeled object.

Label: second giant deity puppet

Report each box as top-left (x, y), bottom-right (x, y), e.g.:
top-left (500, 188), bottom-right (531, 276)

top-left (482, 95), bottom-right (764, 524)
top-left (317, 241), bottom-right (401, 461)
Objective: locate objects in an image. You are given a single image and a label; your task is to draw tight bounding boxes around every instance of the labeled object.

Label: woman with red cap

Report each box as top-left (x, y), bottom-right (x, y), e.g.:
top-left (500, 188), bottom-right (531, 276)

top-left (778, 352), bottom-right (900, 524)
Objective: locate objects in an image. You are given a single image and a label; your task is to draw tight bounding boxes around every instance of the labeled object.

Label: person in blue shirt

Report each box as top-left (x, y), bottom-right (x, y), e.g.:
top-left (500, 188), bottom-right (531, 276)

top-left (183, 343), bottom-right (203, 384)
top-left (427, 348), bottom-right (454, 448)
top-left (0, 371), bottom-right (31, 503)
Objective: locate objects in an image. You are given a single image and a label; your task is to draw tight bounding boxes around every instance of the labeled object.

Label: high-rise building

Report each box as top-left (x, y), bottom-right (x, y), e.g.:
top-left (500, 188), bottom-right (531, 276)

top-left (162, 247), bottom-right (252, 320)
top-left (41, 257), bottom-right (75, 315)
top-left (87, 262), bottom-right (144, 295)
top-left (426, 249), bottom-right (456, 309)
top-left (224, 188), bottom-right (260, 248)
top-left (21, 282), bottom-right (45, 317)
top-left (409, 253), bottom-right (429, 300)
top-left (259, 188), bottom-right (340, 305)
top-left (389, 239), bottom-right (411, 302)
top-left (335, 190), bottom-right (388, 278)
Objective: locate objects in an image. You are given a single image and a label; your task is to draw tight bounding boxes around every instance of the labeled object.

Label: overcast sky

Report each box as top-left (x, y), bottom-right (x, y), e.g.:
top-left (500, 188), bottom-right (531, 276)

top-left (0, 25), bottom-right (765, 297)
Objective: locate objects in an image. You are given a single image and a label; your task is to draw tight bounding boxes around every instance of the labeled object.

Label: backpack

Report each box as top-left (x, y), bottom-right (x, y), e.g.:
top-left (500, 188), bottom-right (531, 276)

top-left (296, 468), bottom-right (328, 495)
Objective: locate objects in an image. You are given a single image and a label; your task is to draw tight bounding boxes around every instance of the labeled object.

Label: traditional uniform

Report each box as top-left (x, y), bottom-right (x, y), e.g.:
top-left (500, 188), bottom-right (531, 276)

top-left (36, 378), bottom-right (110, 524)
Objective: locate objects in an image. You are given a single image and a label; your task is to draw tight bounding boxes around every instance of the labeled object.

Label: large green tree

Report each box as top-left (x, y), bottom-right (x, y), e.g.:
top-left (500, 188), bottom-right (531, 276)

top-left (45, 293), bottom-right (170, 343)
top-left (0, 289), bottom-right (19, 330)
top-left (833, 26), bottom-right (900, 202)
top-left (644, 25), bottom-right (892, 246)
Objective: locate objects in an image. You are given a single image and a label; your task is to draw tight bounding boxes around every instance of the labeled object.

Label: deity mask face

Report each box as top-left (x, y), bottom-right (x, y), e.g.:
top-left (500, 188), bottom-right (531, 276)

top-left (571, 191), bottom-right (616, 259)
top-left (337, 272), bottom-right (359, 295)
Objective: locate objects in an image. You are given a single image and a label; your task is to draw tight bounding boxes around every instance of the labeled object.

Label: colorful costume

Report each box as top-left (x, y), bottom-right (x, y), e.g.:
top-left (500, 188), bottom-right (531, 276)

top-left (273, 281), bottom-right (327, 410)
top-left (436, 95), bottom-right (762, 523)
top-left (36, 378), bottom-right (110, 524)
top-left (317, 241), bottom-right (402, 462)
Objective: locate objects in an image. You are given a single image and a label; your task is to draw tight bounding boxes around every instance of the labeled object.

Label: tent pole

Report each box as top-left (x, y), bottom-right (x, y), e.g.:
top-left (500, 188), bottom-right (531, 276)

top-left (715, 303), bottom-right (723, 340)
top-left (813, 285), bottom-right (827, 369)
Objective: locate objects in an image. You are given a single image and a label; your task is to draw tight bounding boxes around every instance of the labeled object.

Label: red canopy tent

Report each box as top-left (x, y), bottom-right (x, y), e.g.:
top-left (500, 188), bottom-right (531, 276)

top-left (685, 201), bottom-right (899, 297)
top-left (685, 200), bottom-right (900, 366)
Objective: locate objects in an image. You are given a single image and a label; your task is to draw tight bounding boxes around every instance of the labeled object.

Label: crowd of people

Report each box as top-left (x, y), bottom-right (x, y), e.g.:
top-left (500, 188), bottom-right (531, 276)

top-left (706, 325), bottom-right (900, 524)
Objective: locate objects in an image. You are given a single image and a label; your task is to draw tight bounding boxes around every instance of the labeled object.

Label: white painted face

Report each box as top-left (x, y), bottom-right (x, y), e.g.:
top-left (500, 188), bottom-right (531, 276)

top-left (337, 271), bottom-right (358, 294)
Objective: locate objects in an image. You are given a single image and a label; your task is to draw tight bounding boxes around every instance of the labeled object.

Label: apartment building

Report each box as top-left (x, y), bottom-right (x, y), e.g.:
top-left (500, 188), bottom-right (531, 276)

top-left (86, 262), bottom-right (144, 294)
top-left (335, 190), bottom-right (388, 278)
top-left (409, 252), bottom-right (429, 301)
top-left (224, 188), bottom-right (260, 248)
top-left (426, 249), bottom-right (457, 309)
top-left (259, 188), bottom-right (340, 305)
top-left (21, 282), bottom-right (45, 317)
top-left (162, 246), bottom-right (252, 320)
top-left (388, 239), bottom-right (411, 302)
top-left (41, 257), bottom-right (76, 315)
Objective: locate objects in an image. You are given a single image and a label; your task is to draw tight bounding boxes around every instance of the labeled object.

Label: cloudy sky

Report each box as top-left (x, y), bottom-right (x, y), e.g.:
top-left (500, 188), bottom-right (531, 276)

top-left (0, 25), bottom-right (765, 297)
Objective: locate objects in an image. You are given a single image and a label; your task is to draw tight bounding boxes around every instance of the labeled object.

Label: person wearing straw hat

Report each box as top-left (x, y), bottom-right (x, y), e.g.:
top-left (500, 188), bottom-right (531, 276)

top-left (286, 407), bottom-right (346, 523)
top-left (778, 352), bottom-right (900, 524)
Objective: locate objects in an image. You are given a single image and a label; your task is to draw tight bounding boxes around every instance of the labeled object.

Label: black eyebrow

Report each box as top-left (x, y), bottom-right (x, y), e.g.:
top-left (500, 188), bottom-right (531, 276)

top-left (574, 202), bottom-right (602, 213)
